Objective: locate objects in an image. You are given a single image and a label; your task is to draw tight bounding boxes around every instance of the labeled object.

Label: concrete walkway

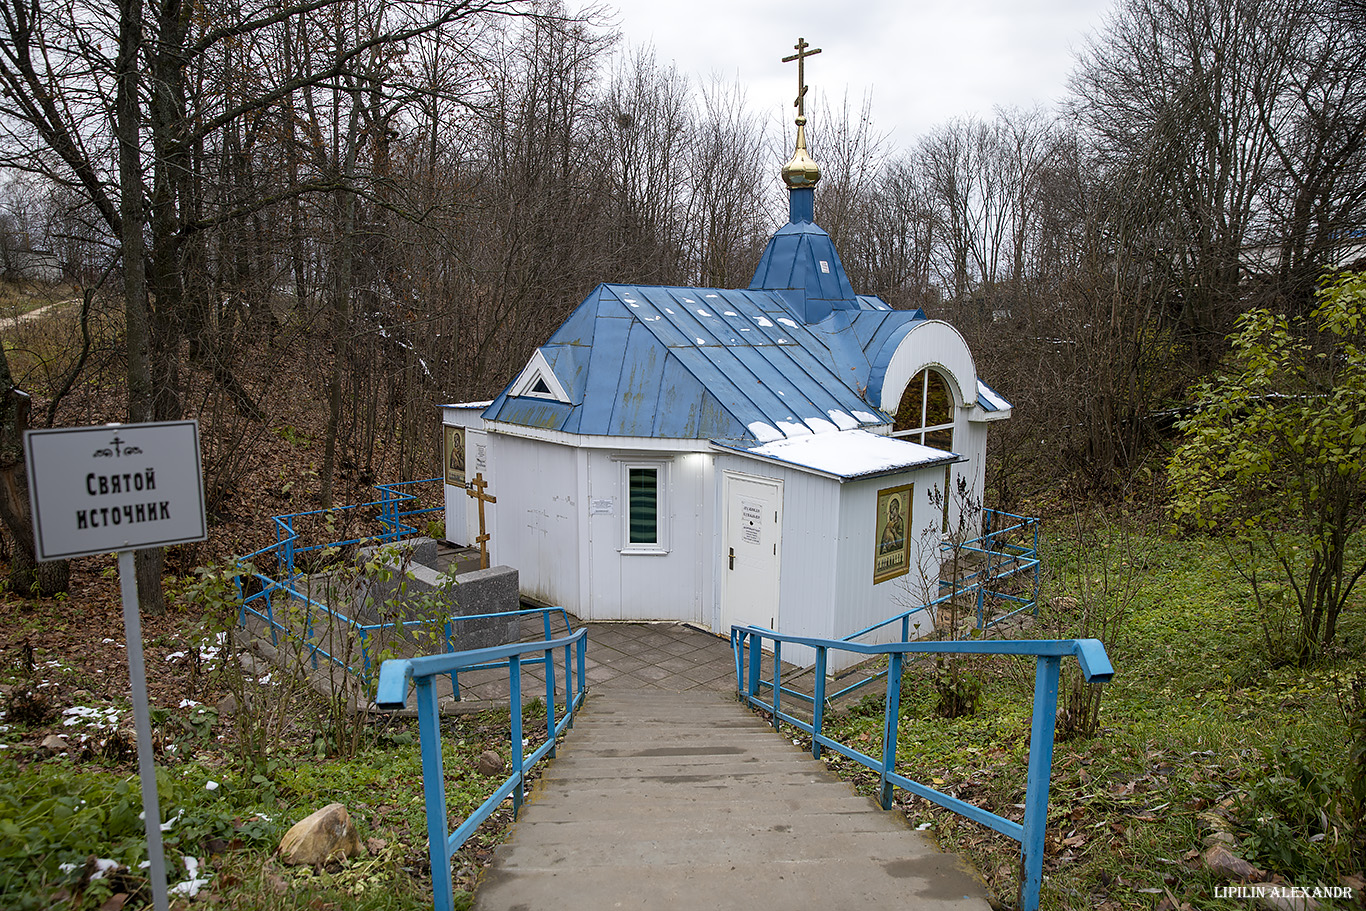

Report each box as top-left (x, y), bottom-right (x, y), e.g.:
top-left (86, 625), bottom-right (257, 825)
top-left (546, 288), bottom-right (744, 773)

top-left (473, 687), bottom-right (991, 911)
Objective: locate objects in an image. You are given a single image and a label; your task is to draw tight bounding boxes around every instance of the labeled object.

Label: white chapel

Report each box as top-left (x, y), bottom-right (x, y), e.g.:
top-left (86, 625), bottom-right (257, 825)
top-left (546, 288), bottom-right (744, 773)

top-left (440, 43), bottom-right (1011, 667)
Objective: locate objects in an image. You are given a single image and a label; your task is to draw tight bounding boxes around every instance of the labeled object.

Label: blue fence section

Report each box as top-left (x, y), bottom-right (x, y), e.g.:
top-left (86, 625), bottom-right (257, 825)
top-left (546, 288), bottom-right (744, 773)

top-left (731, 626), bottom-right (1112, 911)
top-left (233, 478), bottom-right (473, 686)
top-left (376, 629), bottom-right (588, 911)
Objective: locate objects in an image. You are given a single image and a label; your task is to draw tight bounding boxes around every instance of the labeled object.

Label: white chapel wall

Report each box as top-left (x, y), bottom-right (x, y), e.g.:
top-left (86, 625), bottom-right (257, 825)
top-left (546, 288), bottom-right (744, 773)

top-left (484, 433), bottom-right (580, 611)
top-left (582, 447), bottom-right (711, 623)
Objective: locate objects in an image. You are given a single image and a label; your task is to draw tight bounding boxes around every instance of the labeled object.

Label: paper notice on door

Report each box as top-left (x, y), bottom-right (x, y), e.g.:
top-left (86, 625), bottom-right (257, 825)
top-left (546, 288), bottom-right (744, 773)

top-left (741, 498), bottom-right (763, 545)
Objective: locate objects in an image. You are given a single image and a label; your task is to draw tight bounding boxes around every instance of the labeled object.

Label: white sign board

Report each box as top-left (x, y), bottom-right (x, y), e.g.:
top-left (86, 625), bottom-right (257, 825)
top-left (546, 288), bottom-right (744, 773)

top-left (24, 421), bottom-right (207, 561)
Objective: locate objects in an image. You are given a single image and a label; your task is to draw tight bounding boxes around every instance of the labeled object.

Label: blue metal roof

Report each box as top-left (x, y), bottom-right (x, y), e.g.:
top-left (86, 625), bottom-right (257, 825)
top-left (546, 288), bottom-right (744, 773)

top-left (483, 283), bottom-right (904, 441)
top-left (482, 205), bottom-right (1008, 443)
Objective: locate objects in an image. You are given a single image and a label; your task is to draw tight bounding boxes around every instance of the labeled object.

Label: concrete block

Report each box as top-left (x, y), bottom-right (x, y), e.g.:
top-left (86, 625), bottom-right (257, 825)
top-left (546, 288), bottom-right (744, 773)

top-left (351, 544), bottom-right (519, 652)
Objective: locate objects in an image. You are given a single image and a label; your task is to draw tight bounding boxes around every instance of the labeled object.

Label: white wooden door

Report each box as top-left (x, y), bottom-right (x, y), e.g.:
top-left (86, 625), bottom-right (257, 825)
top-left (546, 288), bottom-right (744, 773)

top-left (721, 473), bottom-right (783, 636)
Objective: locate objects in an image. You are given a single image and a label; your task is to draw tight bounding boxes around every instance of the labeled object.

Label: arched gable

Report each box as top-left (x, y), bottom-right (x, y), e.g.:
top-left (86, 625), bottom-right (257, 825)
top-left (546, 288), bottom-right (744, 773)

top-left (868, 320), bottom-right (977, 415)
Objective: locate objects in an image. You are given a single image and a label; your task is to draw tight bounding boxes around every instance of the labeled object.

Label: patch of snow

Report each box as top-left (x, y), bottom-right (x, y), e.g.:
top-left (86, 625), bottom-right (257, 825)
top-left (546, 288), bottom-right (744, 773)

top-left (827, 410), bottom-right (860, 430)
top-left (62, 706), bottom-right (120, 729)
top-left (694, 338), bottom-right (705, 345)
top-left (169, 856), bottom-right (210, 898)
top-left (747, 422), bottom-right (783, 443)
top-left (775, 420), bottom-right (813, 437)
top-left (740, 429), bottom-right (952, 478)
top-left (804, 417), bottom-right (838, 434)
top-left (977, 381), bottom-right (1010, 411)
top-left (628, 301), bottom-right (639, 307)
top-left (724, 311), bottom-right (737, 316)
top-left (205, 780), bottom-right (219, 791)
top-left (664, 308), bottom-right (675, 314)
top-left (754, 316), bottom-right (773, 327)
top-left (695, 309), bottom-right (712, 318)
top-left (851, 411), bottom-right (880, 424)
top-left (777, 318), bottom-right (798, 328)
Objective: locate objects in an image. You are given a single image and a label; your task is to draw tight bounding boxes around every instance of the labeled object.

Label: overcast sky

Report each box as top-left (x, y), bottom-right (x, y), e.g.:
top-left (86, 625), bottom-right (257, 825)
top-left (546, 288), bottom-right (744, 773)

top-left (604, 0), bottom-right (1119, 150)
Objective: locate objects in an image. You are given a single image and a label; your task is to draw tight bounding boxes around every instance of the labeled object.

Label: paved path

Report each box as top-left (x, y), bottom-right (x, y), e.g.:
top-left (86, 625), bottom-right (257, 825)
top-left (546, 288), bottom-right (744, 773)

top-left (473, 688), bottom-right (991, 911)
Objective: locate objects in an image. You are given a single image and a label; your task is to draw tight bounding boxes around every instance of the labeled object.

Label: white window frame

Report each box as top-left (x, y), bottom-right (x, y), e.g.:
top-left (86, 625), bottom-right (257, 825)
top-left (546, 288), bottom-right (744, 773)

top-left (891, 367), bottom-right (956, 449)
top-left (509, 349), bottom-right (570, 402)
top-left (618, 459), bottom-right (670, 555)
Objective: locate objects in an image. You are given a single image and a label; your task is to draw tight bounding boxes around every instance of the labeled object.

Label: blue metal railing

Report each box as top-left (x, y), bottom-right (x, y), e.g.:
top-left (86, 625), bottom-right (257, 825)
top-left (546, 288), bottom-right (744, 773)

top-left (731, 625), bottom-right (1112, 911)
top-left (376, 629), bottom-right (589, 911)
top-left (234, 479), bottom-right (450, 685)
top-left (841, 509), bottom-right (1041, 651)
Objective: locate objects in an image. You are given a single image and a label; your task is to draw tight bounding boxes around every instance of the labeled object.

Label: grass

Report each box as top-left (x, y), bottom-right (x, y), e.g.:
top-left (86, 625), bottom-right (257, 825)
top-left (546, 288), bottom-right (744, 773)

top-left (803, 530), bottom-right (1362, 910)
top-left (0, 690), bottom-right (536, 910)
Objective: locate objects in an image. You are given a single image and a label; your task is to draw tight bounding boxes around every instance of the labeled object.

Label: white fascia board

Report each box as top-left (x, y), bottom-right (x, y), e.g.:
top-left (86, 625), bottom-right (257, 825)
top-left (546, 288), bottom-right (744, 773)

top-left (967, 404), bottom-right (1012, 423)
top-left (482, 421), bottom-right (714, 453)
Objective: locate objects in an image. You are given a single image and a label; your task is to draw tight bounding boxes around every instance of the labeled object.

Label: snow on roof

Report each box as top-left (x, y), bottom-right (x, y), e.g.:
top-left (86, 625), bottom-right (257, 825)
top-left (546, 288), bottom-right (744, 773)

top-left (713, 429), bottom-right (957, 481)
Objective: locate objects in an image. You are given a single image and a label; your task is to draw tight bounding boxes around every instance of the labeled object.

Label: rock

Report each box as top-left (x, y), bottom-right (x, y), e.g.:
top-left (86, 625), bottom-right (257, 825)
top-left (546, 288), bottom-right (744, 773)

top-left (364, 837), bottom-right (387, 855)
top-left (277, 804), bottom-right (363, 866)
top-left (1202, 831), bottom-right (1237, 847)
top-left (476, 749), bottom-right (505, 776)
top-left (1203, 844), bottom-right (1264, 882)
top-left (40, 734), bottom-right (69, 751)
top-left (216, 693), bottom-right (239, 715)
top-left (238, 654), bottom-right (259, 676)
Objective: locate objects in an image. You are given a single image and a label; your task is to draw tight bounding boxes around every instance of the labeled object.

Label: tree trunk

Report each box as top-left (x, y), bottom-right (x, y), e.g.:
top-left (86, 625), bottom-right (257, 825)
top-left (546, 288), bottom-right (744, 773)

top-left (116, 0), bottom-right (165, 615)
top-left (0, 345), bottom-right (70, 596)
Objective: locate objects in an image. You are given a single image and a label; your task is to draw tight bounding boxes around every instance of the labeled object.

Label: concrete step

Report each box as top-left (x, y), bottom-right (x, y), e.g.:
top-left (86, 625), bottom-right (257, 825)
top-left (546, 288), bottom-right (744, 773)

top-left (472, 690), bottom-right (990, 911)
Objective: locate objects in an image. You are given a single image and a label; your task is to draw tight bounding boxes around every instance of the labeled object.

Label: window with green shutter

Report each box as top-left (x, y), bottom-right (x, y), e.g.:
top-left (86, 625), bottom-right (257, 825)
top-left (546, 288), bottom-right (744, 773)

top-left (628, 467), bottom-right (658, 545)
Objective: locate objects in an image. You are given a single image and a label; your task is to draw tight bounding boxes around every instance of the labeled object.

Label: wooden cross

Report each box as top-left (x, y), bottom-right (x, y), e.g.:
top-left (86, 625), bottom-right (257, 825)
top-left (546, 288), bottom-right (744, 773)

top-left (466, 472), bottom-right (497, 570)
top-left (782, 37), bottom-right (821, 117)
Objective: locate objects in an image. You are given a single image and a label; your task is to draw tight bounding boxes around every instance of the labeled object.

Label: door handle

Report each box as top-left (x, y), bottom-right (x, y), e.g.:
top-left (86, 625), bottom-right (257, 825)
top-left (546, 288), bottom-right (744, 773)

top-left (728, 547), bottom-right (734, 570)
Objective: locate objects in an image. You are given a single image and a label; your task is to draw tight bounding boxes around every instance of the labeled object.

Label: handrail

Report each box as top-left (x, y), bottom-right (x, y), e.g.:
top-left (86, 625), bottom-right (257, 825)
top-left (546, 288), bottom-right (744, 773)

top-left (731, 625), bottom-right (1112, 911)
top-left (377, 627), bottom-right (589, 911)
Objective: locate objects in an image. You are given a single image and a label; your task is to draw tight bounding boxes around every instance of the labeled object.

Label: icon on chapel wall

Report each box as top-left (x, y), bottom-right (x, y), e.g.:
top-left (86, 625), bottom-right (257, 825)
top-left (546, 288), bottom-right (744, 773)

top-left (443, 425), bottom-right (466, 487)
top-left (874, 484), bottom-right (912, 584)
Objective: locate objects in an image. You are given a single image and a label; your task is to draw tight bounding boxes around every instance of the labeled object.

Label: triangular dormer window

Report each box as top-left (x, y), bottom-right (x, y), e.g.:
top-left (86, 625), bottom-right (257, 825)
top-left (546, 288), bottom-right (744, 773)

top-left (509, 349), bottom-right (570, 403)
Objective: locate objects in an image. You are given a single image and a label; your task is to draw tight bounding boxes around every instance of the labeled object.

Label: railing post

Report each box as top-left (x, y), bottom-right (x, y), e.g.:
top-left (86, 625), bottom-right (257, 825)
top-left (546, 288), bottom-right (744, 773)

top-left (563, 640), bottom-right (574, 728)
top-left (510, 655), bottom-right (524, 817)
top-left (812, 647), bottom-right (827, 759)
top-left (1031, 520), bottom-right (1041, 617)
top-left (545, 646), bottom-right (557, 758)
top-left (1019, 655), bottom-right (1061, 911)
top-left (880, 652), bottom-right (903, 810)
top-left (732, 629), bottom-right (742, 691)
top-left (415, 675), bottom-right (455, 911)
top-left (444, 621), bottom-right (461, 701)
top-left (770, 640), bottom-right (782, 730)
top-left (576, 636), bottom-right (586, 710)
top-left (747, 633), bottom-right (761, 699)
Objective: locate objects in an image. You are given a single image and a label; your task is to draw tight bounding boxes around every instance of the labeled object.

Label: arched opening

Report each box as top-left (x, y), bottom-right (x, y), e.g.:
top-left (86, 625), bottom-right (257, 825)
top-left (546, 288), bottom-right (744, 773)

top-left (892, 367), bottom-right (954, 450)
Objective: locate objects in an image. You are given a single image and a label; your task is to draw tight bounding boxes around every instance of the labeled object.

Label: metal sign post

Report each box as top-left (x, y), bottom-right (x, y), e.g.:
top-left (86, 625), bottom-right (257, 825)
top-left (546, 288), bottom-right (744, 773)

top-left (24, 421), bottom-right (208, 911)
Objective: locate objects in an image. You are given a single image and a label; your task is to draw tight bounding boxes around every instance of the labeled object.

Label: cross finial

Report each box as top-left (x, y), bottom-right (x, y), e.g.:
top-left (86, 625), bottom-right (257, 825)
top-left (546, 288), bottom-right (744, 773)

top-left (782, 37), bottom-right (821, 118)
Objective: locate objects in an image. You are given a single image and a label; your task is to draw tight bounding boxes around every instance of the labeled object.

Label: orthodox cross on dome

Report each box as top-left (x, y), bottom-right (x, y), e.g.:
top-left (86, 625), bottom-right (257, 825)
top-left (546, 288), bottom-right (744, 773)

top-left (782, 38), bottom-right (821, 118)
top-left (780, 37), bottom-right (822, 192)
